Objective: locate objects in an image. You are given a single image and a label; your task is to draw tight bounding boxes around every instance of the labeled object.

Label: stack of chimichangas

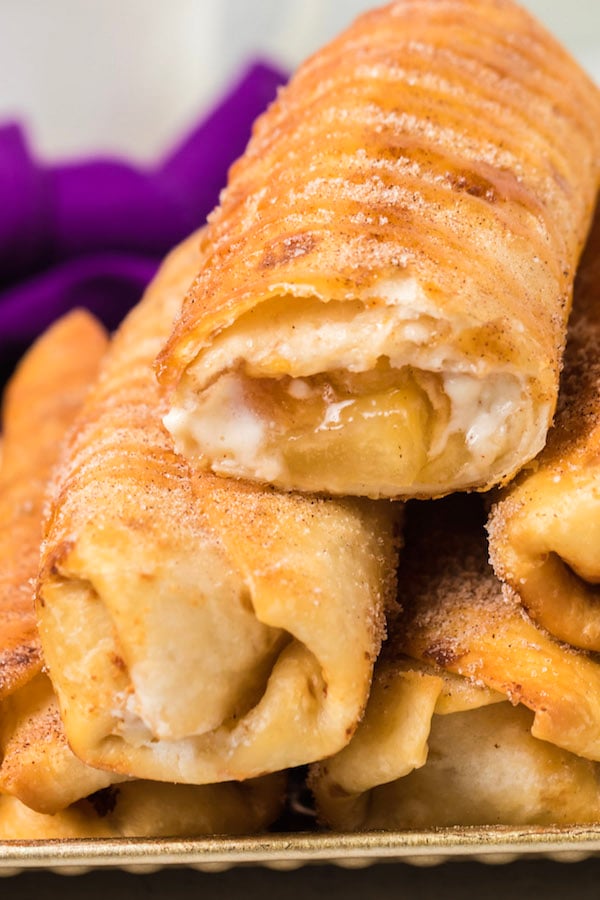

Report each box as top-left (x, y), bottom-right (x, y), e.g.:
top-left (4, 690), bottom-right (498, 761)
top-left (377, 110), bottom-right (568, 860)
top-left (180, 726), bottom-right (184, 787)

top-left (1, 0), bottom-right (600, 838)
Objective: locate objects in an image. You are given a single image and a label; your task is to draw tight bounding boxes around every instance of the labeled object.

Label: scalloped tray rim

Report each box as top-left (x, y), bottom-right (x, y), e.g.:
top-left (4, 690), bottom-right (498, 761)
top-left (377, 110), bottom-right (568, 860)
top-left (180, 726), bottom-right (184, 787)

top-left (2, 826), bottom-right (600, 874)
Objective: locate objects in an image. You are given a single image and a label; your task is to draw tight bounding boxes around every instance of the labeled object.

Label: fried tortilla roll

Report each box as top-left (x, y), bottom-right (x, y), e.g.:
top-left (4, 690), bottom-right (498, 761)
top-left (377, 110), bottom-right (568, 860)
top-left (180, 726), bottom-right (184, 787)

top-left (0, 778), bottom-right (284, 842)
top-left (0, 673), bottom-right (126, 813)
top-left (37, 231), bottom-right (399, 785)
top-left (0, 673), bottom-right (285, 838)
top-left (0, 310), bottom-right (108, 702)
top-left (157, 0), bottom-right (600, 500)
top-left (0, 313), bottom-right (285, 838)
top-left (398, 496), bottom-right (600, 761)
top-left (311, 495), bottom-right (600, 829)
top-left (488, 207), bottom-right (600, 652)
top-left (0, 309), bottom-right (114, 812)
top-left (0, 774), bottom-right (285, 840)
top-left (0, 310), bottom-right (120, 813)
top-left (311, 664), bottom-right (600, 829)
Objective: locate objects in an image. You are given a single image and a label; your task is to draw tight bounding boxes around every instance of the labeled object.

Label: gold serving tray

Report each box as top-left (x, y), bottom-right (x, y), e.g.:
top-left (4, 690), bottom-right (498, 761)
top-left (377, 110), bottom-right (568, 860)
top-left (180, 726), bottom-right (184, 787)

top-left (2, 827), bottom-right (600, 875)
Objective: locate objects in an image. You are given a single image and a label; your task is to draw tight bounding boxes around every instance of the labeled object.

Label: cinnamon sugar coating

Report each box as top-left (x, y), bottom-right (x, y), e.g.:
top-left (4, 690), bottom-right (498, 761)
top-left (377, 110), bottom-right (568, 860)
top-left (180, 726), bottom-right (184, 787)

top-left (157, 0), bottom-right (600, 498)
top-left (160, 0), bottom-right (600, 381)
top-left (488, 207), bottom-right (600, 651)
top-left (38, 232), bottom-right (399, 785)
top-left (0, 311), bottom-right (107, 701)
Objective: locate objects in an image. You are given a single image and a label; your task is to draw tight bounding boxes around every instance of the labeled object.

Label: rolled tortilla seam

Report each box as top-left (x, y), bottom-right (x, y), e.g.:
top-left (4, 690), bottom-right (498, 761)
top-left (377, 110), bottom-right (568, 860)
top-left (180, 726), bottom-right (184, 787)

top-left (37, 232), bottom-right (400, 785)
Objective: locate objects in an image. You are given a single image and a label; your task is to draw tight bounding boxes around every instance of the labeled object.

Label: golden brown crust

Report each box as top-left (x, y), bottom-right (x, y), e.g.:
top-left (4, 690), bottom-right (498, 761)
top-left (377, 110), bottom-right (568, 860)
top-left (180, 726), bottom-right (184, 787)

top-left (487, 207), bottom-right (600, 650)
top-left (0, 302), bottom-right (286, 835)
top-left (312, 684), bottom-right (600, 830)
top-left (0, 773), bottom-right (287, 839)
top-left (38, 232), bottom-right (400, 784)
top-left (0, 310), bottom-right (108, 700)
top-left (0, 313), bottom-right (114, 816)
top-left (398, 495), bottom-right (600, 761)
top-left (41, 236), bottom-right (211, 590)
top-left (0, 675), bottom-right (118, 814)
top-left (158, 0), bottom-right (600, 420)
top-left (311, 492), bottom-right (600, 829)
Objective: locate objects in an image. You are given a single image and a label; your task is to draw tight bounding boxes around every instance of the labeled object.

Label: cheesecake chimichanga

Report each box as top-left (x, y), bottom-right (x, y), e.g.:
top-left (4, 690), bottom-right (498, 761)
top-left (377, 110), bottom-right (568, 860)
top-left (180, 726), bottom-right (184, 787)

top-left (0, 310), bottom-right (107, 702)
top-left (0, 310), bottom-right (115, 817)
top-left (0, 312), bottom-right (284, 839)
top-left (311, 495), bottom-right (600, 830)
top-left (311, 664), bottom-right (600, 830)
top-left (0, 671), bottom-right (285, 839)
top-left (157, 0), bottom-right (600, 499)
top-left (37, 232), bottom-right (399, 786)
top-left (488, 207), bottom-right (600, 652)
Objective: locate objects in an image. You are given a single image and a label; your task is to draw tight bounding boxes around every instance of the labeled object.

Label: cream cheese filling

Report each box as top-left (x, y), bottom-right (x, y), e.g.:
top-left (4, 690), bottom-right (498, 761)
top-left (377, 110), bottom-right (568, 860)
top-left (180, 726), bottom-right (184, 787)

top-left (164, 280), bottom-right (548, 497)
top-left (165, 366), bottom-right (542, 498)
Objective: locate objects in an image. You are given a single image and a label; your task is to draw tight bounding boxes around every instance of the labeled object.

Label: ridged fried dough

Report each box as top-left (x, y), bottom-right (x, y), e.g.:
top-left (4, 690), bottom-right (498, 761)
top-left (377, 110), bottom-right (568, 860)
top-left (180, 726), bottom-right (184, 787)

top-left (0, 311), bottom-right (285, 838)
top-left (0, 313), bottom-right (116, 817)
top-left (311, 496), bottom-right (600, 829)
top-left (158, 0), bottom-right (600, 499)
top-left (310, 665), bottom-right (600, 829)
top-left (38, 232), bottom-right (399, 785)
top-left (0, 770), bottom-right (286, 840)
top-left (0, 311), bottom-right (107, 700)
top-left (488, 207), bottom-right (600, 651)
top-left (396, 495), bottom-right (600, 760)
top-left (0, 674), bottom-right (124, 814)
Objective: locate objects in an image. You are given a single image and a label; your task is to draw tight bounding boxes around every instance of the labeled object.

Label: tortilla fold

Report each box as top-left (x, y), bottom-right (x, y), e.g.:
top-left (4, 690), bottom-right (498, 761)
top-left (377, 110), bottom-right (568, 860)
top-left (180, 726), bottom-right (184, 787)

top-left (37, 232), bottom-right (399, 785)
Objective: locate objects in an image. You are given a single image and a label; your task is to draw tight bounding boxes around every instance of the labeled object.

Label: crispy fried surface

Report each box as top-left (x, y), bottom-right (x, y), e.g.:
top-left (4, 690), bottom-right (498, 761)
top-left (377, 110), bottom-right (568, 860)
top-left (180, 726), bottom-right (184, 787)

top-left (0, 312), bottom-right (112, 815)
top-left (159, 0), bottom-right (600, 428)
top-left (399, 495), bottom-right (600, 761)
top-left (312, 681), bottom-right (600, 830)
top-left (488, 207), bottom-right (600, 650)
top-left (38, 232), bottom-right (399, 784)
top-left (0, 772), bottom-right (286, 839)
top-left (0, 311), bottom-right (108, 700)
top-left (312, 493), bottom-right (600, 830)
top-left (0, 674), bottom-right (118, 814)
top-left (0, 273), bottom-right (286, 837)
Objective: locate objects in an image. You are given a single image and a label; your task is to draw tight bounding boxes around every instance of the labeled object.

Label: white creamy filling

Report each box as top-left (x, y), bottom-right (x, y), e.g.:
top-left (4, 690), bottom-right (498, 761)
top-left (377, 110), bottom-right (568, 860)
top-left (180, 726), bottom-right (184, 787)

top-left (112, 692), bottom-right (156, 747)
top-left (165, 277), bottom-right (547, 493)
top-left (165, 381), bottom-right (281, 483)
top-left (442, 373), bottom-right (532, 482)
top-left (165, 377), bottom-right (278, 481)
top-left (165, 368), bottom-right (539, 492)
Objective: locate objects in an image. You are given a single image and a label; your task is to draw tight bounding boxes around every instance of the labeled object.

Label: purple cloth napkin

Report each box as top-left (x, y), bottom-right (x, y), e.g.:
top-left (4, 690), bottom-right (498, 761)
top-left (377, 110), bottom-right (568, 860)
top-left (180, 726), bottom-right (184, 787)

top-left (0, 62), bottom-right (287, 383)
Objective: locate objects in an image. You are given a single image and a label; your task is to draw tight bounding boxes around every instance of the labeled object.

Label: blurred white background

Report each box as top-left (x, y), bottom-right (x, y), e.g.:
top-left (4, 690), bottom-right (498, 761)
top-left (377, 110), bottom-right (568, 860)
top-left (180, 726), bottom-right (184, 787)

top-left (0, 0), bottom-right (598, 161)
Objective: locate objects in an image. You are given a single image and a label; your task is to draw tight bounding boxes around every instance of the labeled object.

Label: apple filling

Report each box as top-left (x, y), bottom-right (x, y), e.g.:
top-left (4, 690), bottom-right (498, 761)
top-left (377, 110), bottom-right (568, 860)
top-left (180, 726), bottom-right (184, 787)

top-left (165, 358), bottom-right (531, 498)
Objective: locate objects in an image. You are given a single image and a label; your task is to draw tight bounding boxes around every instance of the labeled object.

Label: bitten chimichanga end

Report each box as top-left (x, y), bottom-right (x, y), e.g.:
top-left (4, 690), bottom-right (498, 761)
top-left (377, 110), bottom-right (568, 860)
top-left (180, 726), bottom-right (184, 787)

top-left (157, 0), bottom-right (600, 499)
